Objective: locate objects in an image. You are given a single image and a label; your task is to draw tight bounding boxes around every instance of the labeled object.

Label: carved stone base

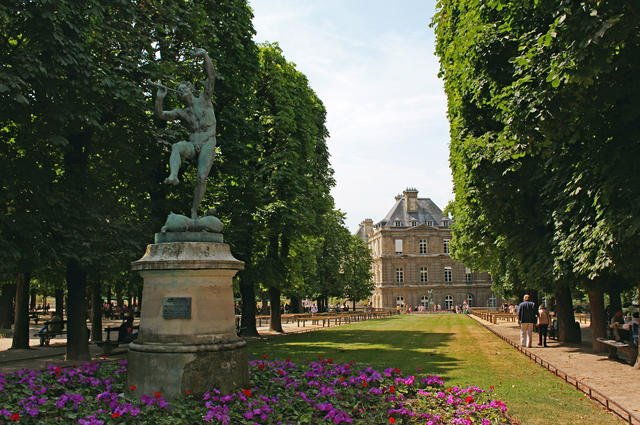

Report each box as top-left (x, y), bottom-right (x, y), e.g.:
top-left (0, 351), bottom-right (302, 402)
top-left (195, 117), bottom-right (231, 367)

top-left (127, 242), bottom-right (245, 400)
top-left (127, 340), bottom-right (247, 399)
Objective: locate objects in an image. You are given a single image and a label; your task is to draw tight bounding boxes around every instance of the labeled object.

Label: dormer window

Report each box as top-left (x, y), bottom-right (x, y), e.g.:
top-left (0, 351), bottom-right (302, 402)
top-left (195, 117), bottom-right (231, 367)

top-left (395, 220), bottom-right (401, 227)
top-left (442, 220), bottom-right (449, 227)
top-left (427, 220), bottom-right (434, 226)
top-left (411, 221), bottom-right (417, 227)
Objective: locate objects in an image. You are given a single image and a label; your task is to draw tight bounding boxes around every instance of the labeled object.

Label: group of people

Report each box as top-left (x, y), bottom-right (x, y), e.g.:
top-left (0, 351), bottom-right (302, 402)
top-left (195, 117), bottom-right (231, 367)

top-left (517, 295), bottom-right (640, 348)
top-left (103, 302), bottom-right (140, 320)
top-left (516, 294), bottom-right (552, 348)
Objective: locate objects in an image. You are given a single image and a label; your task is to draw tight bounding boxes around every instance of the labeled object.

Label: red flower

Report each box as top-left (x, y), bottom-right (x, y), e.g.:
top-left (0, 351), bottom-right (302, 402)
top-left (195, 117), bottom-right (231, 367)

top-left (446, 387), bottom-right (452, 392)
top-left (490, 386), bottom-right (495, 391)
top-left (258, 363), bottom-right (265, 371)
top-left (362, 380), bottom-right (368, 387)
top-left (153, 392), bottom-right (162, 399)
top-left (186, 390), bottom-right (191, 395)
top-left (327, 358), bottom-right (333, 363)
top-left (389, 418), bottom-right (396, 424)
top-left (340, 377), bottom-right (345, 382)
top-left (389, 385), bottom-right (395, 393)
top-left (286, 358), bottom-right (290, 362)
top-left (129, 385), bottom-right (136, 391)
top-left (242, 388), bottom-right (252, 397)
top-left (394, 368), bottom-right (400, 373)
top-left (10, 413), bottom-right (19, 421)
top-left (112, 412), bottom-right (120, 418)
top-left (263, 354), bottom-right (268, 359)
top-left (465, 396), bottom-right (474, 404)
top-left (277, 370), bottom-right (284, 375)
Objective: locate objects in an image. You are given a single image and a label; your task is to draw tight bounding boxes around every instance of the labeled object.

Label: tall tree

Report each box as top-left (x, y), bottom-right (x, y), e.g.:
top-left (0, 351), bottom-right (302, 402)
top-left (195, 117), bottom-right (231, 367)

top-left (341, 236), bottom-right (374, 311)
top-left (433, 0), bottom-right (640, 350)
top-left (251, 43), bottom-right (334, 332)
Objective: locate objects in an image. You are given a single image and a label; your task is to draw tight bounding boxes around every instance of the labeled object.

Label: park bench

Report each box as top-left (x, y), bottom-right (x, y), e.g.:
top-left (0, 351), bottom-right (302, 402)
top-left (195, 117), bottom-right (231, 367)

top-left (29, 311), bottom-right (46, 324)
top-left (97, 325), bottom-right (139, 355)
top-left (33, 320), bottom-right (66, 346)
top-left (596, 337), bottom-right (638, 366)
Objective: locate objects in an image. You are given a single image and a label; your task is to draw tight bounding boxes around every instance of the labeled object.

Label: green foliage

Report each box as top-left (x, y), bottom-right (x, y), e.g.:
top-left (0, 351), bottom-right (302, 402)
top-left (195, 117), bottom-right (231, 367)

top-left (433, 0), bottom-right (640, 296)
top-left (248, 43), bottom-right (334, 294)
top-left (341, 235), bottom-right (374, 305)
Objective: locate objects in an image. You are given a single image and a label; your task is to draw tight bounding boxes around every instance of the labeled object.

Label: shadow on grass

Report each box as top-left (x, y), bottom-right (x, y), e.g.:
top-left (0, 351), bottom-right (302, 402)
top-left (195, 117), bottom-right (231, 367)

top-left (247, 329), bottom-right (458, 378)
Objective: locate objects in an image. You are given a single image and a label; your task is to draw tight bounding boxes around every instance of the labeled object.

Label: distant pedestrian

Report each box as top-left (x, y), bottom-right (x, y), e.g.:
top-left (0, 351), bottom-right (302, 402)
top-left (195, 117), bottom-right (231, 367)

top-left (537, 305), bottom-right (551, 347)
top-left (517, 295), bottom-right (538, 348)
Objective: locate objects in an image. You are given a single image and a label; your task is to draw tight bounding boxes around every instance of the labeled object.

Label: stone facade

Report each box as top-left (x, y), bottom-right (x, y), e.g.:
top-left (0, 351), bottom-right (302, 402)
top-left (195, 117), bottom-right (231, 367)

top-left (356, 189), bottom-right (499, 310)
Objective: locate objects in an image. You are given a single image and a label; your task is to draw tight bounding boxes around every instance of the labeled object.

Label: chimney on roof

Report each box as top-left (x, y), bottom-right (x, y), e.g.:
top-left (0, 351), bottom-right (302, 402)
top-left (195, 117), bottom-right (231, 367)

top-left (403, 188), bottom-right (418, 213)
top-left (361, 218), bottom-right (374, 238)
top-left (394, 193), bottom-right (403, 201)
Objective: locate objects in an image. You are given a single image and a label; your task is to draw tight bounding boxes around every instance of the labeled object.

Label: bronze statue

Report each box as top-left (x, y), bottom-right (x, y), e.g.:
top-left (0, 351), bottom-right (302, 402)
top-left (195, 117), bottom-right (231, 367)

top-left (155, 48), bottom-right (217, 220)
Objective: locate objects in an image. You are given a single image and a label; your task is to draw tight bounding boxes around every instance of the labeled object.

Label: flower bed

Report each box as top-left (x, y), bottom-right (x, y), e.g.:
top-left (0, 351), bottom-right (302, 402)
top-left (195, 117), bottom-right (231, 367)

top-left (0, 356), bottom-right (510, 424)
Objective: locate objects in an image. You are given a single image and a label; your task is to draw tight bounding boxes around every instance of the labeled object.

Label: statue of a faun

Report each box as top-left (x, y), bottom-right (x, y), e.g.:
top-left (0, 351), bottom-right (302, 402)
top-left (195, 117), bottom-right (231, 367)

top-left (155, 48), bottom-right (217, 220)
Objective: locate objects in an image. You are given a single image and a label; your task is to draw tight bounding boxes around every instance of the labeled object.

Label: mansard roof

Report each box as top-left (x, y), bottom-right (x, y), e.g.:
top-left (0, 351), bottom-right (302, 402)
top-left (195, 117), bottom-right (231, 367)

top-left (375, 196), bottom-right (447, 228)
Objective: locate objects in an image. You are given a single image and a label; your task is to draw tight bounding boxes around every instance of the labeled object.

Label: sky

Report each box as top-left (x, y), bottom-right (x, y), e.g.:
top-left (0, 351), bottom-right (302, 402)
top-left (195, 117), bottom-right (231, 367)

top-left (249, 0), bottom-right (451, 232)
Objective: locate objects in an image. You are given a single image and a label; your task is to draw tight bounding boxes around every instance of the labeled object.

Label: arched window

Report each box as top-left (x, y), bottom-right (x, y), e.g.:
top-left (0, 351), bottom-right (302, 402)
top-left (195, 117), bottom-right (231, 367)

top-left (420, 296), bottom-right (429, 308)
top-left (466, 294), bottom-right (473, 307)
top-left (396, 296), bottom-right (405, 307)
top-left (444, 295), bottom-right (453, 310)
top-left (487, 293), bottom-right (497, 308)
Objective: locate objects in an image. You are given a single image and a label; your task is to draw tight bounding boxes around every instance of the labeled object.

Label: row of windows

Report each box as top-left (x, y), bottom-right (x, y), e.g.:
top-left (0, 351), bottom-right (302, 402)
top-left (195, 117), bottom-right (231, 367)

top-left (394, 239), bottom-right (449, 254)
top-left (395, 294), bottom-right (497, 309)
top-left (394, 267), bottom-right (471, 283)
top-left (394, 220), bottom-right (450, 227)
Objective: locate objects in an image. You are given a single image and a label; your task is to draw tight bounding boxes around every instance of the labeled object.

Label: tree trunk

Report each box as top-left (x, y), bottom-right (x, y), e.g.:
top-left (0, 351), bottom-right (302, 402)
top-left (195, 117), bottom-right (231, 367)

top-left (269, 287), bottom-right (283, 333)
top-left (588, 288), bottom-right (607, 353)
top-left (352, 300), bottom-right (356, 312)
top-left (289, 295), bottom-right (302, 314)
top-left (66, 259), bottom-right (90, 360)
top-left (55, 288), bottom-right (64, 317)
top-left (0, 283), bottom-right (15, 328)
top-left (555, 286), bottom-right (580, 343)
top-left (607, 288), bottom-right (622, 314)
top-left (238, 272), bottom-right (259, 337)
top-left (90, 280), bottom-right (103, 342)
top-left (29, 289), bottom-right (37, 311)
top-left (11, 272), bottom-right (31, 349)
top-left (261, 291), bottom-right (269, 315)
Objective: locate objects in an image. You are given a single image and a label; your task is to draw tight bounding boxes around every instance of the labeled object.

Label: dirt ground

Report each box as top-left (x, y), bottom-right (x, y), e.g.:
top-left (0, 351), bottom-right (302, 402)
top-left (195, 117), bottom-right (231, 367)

top-left (470, 314), bottom-right (640, 420)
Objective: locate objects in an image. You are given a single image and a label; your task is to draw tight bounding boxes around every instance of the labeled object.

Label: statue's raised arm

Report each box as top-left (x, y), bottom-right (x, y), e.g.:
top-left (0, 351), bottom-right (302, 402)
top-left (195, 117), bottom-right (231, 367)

top-left (155, 83), bottom-right (182, 122)
top-left (192, 48), bottom-right (215, 97)
top-left (154, 47), bottom-right (220, 225)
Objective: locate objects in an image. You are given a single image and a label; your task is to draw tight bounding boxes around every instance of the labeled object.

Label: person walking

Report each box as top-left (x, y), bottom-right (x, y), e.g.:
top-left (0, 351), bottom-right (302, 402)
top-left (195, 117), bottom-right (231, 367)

top-left (517, 294), bottom-right (538, 348)
top-left (537, 305), bottom-right (551, 347)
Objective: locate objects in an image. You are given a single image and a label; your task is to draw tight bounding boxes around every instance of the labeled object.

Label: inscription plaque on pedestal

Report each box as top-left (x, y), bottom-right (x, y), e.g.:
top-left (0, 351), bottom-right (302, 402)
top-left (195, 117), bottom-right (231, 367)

top-left (162, 297), bottom-right (192, 319)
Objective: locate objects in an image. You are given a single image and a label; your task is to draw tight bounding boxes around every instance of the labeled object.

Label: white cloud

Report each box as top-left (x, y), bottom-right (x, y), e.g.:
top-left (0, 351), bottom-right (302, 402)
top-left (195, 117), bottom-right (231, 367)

top-left (250, 0), bottom-right (451, 232)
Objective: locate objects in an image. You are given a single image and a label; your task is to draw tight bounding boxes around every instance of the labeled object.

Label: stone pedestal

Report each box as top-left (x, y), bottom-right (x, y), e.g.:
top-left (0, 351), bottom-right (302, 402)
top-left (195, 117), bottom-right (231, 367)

top-left (127, 241), bottom-right (246, 400)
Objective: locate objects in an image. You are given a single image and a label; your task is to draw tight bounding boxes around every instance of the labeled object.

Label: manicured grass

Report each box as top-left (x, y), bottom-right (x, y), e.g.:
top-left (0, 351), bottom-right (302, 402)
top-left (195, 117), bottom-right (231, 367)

top-left (247, 314), bottom-right (623, 425)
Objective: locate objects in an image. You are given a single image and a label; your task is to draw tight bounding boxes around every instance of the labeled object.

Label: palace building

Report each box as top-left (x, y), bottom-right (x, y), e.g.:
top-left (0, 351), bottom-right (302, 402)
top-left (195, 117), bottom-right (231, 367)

top-left (355, 188), bottom-right (499, 310)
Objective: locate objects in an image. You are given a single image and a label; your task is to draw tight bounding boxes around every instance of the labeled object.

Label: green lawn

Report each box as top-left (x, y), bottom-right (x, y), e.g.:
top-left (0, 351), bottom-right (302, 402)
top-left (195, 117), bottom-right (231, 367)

top-left (247, 314), bottom-right (623, 425)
